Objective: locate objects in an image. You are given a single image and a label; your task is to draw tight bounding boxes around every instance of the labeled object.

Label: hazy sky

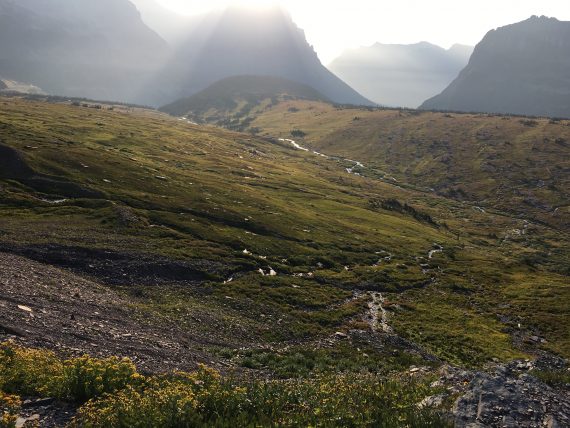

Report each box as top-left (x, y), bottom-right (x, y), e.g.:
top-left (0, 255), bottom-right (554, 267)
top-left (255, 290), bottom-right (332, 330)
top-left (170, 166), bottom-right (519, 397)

top-left (154, 0), bottom-right (570, 64)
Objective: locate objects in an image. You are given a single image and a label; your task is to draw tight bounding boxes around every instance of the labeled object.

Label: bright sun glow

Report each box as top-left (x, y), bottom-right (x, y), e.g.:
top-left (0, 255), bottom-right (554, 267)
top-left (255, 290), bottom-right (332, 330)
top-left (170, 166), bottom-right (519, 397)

top-left (153, 0), bottom-right (570, 64)
top-left (157, 0), bottom-right (280, 15)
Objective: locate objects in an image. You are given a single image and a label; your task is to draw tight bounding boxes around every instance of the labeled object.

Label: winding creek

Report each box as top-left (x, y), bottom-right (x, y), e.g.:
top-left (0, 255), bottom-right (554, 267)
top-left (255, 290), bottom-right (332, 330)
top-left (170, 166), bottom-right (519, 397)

top-left (278, 138), bottom-right (366, 176)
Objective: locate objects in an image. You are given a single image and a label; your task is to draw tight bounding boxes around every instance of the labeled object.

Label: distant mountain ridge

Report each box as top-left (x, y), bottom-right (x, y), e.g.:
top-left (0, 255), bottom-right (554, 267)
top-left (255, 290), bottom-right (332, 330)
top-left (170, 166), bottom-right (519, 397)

top-left (329, 42), bottom-right (473, 108)
top-left (0, 0), bottom-right (167, 103)
top-left (421, 16), bottom-right (570, 117)
top-left (153, 6), bottom-right (374, 107)
top-left (161, 75), bottom-right (329, 117)
top-left (0, 1), bottom-right (372, 107)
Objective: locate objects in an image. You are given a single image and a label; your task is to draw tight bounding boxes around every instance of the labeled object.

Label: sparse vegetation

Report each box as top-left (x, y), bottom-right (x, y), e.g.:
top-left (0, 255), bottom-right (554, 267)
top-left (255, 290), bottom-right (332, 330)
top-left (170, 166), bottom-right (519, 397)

top-left (0, 343), bottom-right (449, 428)
top-left (531, 368), bottom-right (570, 387)
top-left (0, 96), bottom-right (569, 426)
top-left (519, 119), bottom-right (539, 127)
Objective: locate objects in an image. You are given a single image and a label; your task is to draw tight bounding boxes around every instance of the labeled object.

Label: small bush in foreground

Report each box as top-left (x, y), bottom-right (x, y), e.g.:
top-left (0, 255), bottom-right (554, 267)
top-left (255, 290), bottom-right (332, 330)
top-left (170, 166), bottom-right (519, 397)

top-left (0, 342), bottom-right (143, 403)
top-left (0, 391), bottom-right (21, 428)
top-left (74, 371), bottom-right (449, 428)
top-left (0, 343), bottom-right (450, 427)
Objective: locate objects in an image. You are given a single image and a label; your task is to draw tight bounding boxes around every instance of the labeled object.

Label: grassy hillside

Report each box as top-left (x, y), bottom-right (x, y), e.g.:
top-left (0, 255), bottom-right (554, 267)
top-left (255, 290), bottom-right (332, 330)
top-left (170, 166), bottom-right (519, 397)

top-left (1, 95), bottom-right (568, 357)
top-left (0, 96), bottom-right (568, 425)
top-left (160, 75), bottom-right (329, 129)
top-left (245, 100), bottom-right (570, 230)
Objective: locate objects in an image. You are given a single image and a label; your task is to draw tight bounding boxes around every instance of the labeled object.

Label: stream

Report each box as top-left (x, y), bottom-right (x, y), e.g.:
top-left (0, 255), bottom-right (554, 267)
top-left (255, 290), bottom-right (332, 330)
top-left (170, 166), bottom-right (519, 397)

top-left (279, 138), bottom-right (365, 175)
top-left (368, 291), bottom-right (393, 334)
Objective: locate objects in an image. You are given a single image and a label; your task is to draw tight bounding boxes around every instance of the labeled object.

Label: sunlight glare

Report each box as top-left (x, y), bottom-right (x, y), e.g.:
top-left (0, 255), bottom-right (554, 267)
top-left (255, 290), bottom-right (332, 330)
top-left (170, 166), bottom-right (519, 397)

top-left (157, 0), bottom-right (281, 15)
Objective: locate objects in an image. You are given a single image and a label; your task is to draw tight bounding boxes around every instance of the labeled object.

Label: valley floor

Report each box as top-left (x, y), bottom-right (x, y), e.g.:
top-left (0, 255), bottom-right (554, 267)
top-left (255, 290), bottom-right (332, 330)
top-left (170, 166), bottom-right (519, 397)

top-left (0, 95), bottom-right (568, 427)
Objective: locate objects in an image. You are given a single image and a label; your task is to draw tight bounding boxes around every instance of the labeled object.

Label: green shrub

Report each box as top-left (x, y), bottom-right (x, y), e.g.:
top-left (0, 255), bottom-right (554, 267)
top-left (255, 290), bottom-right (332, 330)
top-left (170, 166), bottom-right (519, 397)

top-left (531, 369), bottom-right (570, 387)
top-left (0, 343), bottom-right (143, 403)
top-left (74, 371), bottom-right (450, 428)
top-left (58, 355), bottom-right (144, 403)
top-left (0, 342), bottom-right (62, 396)
top-left (0, 392), bottom-right (21, 428)
top-left (1, 343), bottom-right (450, 428)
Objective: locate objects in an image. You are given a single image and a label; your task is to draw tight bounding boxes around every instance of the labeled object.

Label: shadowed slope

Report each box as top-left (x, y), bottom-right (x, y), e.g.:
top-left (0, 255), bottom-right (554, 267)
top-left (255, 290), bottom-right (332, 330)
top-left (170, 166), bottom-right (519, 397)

top-left (421, 16), bottom-right (570, 117)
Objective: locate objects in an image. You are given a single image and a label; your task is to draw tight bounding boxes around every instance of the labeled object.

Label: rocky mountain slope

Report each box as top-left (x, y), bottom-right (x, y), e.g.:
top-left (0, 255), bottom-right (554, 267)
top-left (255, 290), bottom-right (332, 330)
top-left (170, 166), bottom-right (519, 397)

top-left (153, 6), bottom-right (373, 107)
top-left (329, 42), bottom-right (473, 108)
top-left (129, 0), bottom-right (198, 43)
top-left (0, 0), bottom-right (166, 103)
top-left (421, 16), bottom-right (570, 117)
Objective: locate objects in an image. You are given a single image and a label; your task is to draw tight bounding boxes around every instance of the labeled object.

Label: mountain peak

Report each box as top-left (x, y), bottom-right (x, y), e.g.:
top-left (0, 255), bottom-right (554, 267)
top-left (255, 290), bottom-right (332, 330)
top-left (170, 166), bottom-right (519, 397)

top-left (0, 0), bottom-right (166, 103)
top-left (156, 6), bottom-right (373, 106)
top-left (528, 14), bottom-right (558, 22)
top-left (421, 16), bottom-right (570, 117)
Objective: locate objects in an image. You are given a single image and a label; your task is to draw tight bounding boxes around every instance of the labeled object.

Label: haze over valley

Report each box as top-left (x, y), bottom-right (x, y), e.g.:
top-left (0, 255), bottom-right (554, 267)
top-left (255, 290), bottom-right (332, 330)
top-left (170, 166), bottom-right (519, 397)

top-left (0, 1), bottom-right (569, 427)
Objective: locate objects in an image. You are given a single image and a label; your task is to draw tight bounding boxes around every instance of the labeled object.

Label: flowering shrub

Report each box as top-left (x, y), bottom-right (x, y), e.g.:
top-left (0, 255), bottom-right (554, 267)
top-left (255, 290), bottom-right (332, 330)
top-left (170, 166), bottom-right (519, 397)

top-left (0, 342), bottom-right (62, 397)
top-left (0, 392), bottom-right (21, 428)
top-left (0, 343), bottom-right (144, 403)
top-left (74, 371), bottom-right (449, 427)
top-left (1, 343), bottom-right (450, 427)
top-left (58, 355), bottom-right (143, 403)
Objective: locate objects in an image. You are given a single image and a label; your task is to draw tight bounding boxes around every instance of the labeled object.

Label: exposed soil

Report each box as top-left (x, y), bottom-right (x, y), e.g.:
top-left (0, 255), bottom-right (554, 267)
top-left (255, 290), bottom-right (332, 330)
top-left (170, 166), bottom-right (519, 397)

top-left (0, 251), bottom-right (222, 373)
top-left (0, 243), bottom-right (233, 286)
top-left (14, 398), bottom-right (76, 428)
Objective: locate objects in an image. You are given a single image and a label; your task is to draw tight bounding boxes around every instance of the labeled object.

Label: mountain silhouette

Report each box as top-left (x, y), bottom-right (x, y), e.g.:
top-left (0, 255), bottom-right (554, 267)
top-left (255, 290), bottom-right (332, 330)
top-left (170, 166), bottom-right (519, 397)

top-left (0, 0), bottom-right (166, 103)
top-left (153, 6), bottom-right (373, 107)
top-left (421, 16), bottom-right (570, 117)
top-left (329, 42), bottom-right (472, 108)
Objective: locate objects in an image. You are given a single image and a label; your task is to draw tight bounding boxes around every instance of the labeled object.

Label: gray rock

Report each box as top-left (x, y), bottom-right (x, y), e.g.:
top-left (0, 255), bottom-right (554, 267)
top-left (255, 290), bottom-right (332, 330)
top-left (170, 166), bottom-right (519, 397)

top-left (454, 366), bottom-right (570, 428)
top-left (417, 394), bottom-right (446, 409)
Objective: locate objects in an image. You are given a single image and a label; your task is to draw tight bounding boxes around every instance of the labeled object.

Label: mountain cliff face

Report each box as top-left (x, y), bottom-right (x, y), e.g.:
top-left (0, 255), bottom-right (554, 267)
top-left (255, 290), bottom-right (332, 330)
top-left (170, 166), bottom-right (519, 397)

top-left (329, 42), bottom-right (473, 108)
top-left (421, 16), bottom-right (570, 117)
top-left (129, 0), bottom-right (199, 43)
top-left (0, 0), bottom-right (167, 103)
top-left (154, 6), bottom-right (373, 107)
top-left (0, 79), bottom-right (6, 90)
